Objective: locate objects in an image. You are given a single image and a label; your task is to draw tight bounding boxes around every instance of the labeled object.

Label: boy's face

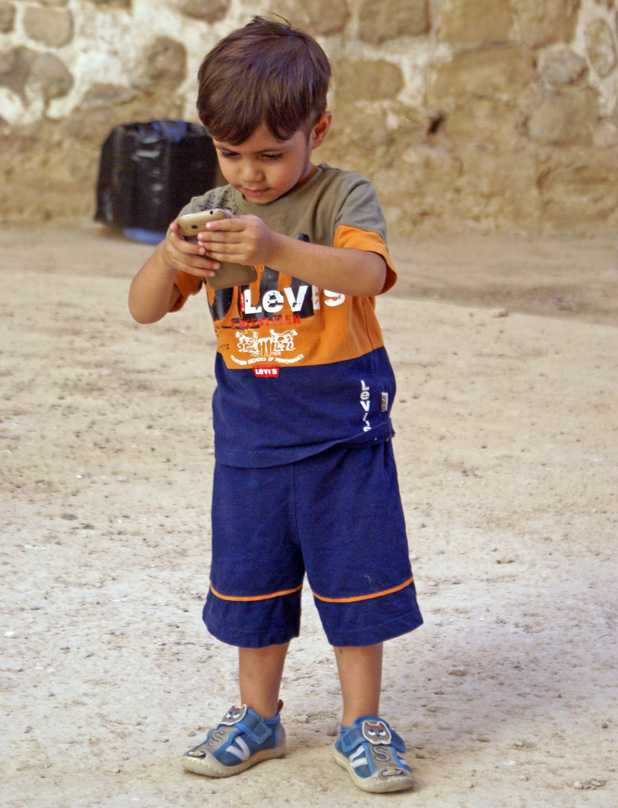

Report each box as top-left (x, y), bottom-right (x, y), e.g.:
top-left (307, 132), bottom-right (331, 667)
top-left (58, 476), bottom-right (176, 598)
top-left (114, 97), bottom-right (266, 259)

top-left (212, 115), bottom-right (331, 205)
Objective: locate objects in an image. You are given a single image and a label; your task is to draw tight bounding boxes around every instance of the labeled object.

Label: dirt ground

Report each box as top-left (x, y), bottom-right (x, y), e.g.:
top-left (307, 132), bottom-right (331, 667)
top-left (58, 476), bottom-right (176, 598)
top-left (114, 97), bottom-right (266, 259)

top-left (1, 222), bottom-right (616, 808)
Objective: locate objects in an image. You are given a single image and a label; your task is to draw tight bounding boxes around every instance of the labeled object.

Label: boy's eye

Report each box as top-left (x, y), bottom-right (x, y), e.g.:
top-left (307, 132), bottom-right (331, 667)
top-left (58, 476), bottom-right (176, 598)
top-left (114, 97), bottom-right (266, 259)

top-left (262, 153), bottom-right (283, 161)
top-left (218, 151), bottom-right (238, 159)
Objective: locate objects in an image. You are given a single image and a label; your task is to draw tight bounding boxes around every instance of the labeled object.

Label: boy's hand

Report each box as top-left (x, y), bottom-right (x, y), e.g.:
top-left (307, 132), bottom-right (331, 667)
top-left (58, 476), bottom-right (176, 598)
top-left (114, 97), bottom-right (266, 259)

top-left (129, 219), bottom-right (221, 324)
top-left (196, 215), bottom-right (277, 268)
top-left (162, 220), bottom-right (223, 279)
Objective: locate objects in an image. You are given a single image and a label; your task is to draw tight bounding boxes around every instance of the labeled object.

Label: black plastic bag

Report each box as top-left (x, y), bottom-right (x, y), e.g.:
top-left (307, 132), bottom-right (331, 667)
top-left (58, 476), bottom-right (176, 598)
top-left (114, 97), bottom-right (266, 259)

top-left (94, 120), bottom-right (218, 240)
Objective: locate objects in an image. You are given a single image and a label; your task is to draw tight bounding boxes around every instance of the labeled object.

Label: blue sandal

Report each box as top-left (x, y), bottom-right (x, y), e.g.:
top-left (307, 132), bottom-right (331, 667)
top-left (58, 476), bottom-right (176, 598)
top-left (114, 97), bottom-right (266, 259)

top-left (183, 703), bottom-right (286, 777)
top-left (334, 716), bottom-right (414, 792)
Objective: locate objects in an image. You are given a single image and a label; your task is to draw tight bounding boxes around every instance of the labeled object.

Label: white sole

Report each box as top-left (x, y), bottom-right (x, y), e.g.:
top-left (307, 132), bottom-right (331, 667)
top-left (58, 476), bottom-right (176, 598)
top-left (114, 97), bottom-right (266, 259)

top-left (183, 726), bottom-right (287, 778)
top-left (333, 747), bottom-right (415, 793)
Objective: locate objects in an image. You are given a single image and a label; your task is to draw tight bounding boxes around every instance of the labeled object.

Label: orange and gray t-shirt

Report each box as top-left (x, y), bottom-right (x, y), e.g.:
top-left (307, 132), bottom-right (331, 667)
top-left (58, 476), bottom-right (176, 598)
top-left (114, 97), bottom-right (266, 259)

top-left (173, 163), bottom-right (398, 468)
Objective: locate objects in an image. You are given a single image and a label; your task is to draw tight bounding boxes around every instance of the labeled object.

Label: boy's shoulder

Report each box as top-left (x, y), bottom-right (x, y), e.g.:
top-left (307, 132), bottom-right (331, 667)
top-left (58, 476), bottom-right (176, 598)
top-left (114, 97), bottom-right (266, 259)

top-left (313, 163), bottom-right (376, 195)
top-left (290, 164), bottom-right (383, 228)
top-left (311, 164), bottom-right (386, 236)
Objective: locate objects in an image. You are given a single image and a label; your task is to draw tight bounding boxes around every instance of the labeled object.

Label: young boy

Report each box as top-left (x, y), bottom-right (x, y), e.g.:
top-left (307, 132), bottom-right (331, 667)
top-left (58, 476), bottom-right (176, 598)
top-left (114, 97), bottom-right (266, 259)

top-left (128, 16), bottom-right (423, 794)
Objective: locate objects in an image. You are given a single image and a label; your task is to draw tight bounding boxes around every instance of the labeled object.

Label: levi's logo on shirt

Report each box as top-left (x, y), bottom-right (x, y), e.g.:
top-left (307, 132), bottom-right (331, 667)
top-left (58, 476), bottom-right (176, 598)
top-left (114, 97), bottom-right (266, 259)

top-left (254, 366), bottom-right (279, 378)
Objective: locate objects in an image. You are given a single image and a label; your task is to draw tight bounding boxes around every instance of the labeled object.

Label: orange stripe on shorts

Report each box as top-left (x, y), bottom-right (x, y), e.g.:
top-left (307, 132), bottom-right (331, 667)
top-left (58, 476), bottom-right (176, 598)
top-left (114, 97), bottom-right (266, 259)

top-left (312, 576), bottom-right (414, 604)
top-left (209, 583), bottom-right (303, 602)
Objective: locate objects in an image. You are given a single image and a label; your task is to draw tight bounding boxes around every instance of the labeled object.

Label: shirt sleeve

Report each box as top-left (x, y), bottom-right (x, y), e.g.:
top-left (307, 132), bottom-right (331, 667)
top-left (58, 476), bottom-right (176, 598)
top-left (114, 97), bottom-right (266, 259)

top-left (333, 225), bottom-right (397, 294)
top-left (332, 175), bottom-right (397, 294)
top-left (169, 271), bottom-right (203, 312)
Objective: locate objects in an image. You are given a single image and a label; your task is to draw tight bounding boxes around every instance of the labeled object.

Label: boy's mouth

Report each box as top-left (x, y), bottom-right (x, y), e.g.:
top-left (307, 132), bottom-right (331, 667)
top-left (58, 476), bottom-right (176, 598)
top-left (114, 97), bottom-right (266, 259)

top-left (242, 187), bottom-right (269, 199)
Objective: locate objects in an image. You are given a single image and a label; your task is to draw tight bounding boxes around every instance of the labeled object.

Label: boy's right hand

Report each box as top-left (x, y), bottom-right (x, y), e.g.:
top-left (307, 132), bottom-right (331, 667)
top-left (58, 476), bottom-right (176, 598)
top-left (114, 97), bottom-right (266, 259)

top-left (161, 220), bottom-right (222, 280)
top-left (128, 220), bottom-right (222, 323)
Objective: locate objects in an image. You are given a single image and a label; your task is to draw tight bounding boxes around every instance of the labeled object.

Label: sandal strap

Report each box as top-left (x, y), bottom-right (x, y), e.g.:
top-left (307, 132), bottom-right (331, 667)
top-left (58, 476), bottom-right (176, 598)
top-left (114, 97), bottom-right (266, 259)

top-left (217, 704), bottom-right (279, 745)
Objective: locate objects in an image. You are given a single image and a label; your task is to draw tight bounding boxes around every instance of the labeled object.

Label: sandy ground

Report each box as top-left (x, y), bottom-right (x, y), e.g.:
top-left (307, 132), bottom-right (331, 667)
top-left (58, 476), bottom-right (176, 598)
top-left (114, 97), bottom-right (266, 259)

top-left (1, 222), bottom-right (617, 808)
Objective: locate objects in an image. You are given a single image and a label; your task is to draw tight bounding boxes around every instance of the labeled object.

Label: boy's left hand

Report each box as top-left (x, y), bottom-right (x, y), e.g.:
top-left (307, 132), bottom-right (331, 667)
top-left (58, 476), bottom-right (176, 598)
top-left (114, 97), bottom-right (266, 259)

top-left (197, 215), bottom-right (277, 267)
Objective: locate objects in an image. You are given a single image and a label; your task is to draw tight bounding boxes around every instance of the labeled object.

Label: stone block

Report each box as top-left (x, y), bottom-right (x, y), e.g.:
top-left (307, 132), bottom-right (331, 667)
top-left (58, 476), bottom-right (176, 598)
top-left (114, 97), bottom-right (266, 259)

top-left (528, 87), bottom-right (597, 146)
top-left (79, 83), bottom-right (137, 110)
top-left (329, 108), bottom-right (393, 151)
top-left (585, 18), bottom-right (617, 78)
top-left (457, 147), bottom-right (541, 229)
top-left (172, 0), bottom-right (230, 23)
top-left (271, 0), bottom-right (350, 36)
top-left (370, 147), bottom-right (463, 232)
top-left (0, 47), bottom-right (72, 101)
top-left (29, 52), bottom-right (74, 100)
top-left (442, 99), bottom-right (521, 149)
top-left (24, 7), bottom-right (73, 48)
top-left (135, 37), bottom-right (186, 91)
top-left (512, 0), bottom-right (581, 49)
top-left (427, 47), bottom-right (534, 109)
top-left (539, 47), bottom-right (588, 86)
top-left (359, 0), bottom-right (429, 45)
top-left (335, 60), bottom-right (404, 103)
top-left (0, 3), bottom-right (15, 33)
top-left (538, 149), bottom-right (618, 229)
top-left (438, 0), bottom-right (512, 45)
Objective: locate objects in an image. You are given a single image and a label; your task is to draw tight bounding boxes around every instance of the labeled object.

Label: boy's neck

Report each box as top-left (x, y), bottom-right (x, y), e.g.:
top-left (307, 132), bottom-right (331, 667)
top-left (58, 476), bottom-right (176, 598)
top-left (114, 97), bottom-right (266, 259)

top-left (295, 162), bottom-right (319, 192)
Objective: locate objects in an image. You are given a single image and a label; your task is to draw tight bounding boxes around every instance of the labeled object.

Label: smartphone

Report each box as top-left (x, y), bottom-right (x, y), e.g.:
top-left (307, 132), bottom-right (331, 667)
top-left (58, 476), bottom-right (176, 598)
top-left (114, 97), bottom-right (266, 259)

top-left (176, 209), bottom-right (257, 289)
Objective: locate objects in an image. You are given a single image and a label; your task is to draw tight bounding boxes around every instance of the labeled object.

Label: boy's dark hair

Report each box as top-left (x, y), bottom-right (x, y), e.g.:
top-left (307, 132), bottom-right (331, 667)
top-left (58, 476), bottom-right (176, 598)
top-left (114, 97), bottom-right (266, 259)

top-left (196, 16), bottom-right (331, 145)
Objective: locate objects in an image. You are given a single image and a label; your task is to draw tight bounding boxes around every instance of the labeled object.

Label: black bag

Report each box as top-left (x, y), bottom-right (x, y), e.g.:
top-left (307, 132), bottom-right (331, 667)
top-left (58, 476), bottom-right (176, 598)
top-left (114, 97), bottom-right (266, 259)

top-left (94, 120), bottom-right (218, 240)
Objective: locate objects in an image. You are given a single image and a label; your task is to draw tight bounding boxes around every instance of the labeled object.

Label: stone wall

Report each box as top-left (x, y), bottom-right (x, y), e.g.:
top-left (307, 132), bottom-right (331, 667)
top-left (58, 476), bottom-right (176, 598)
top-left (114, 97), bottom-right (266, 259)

top-left (1, 0), bottom-right (617, 234)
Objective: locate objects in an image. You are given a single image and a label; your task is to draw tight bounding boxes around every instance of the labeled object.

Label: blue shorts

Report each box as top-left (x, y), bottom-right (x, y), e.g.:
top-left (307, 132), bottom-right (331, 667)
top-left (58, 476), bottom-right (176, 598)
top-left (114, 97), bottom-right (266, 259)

top-left (203, 440), bottom-right (423, 648)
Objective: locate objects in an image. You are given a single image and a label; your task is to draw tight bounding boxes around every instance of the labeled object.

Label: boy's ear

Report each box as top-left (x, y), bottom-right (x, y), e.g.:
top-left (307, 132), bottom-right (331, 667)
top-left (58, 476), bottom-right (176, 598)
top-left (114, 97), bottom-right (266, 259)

top-left (309, 112), bottom-right (332, 150)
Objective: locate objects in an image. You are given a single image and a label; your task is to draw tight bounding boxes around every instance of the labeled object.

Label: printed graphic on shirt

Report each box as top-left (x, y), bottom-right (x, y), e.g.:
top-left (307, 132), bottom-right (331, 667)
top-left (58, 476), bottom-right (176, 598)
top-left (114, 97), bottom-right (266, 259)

top-left (231, 328), bottom-right (303, 368)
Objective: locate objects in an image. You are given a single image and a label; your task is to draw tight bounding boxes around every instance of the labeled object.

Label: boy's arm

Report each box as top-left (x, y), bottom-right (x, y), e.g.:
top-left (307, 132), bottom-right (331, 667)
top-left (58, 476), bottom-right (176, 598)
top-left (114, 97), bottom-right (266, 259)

top-left (128, 221), bottom-right (221, 323)
top-left (269, 239), bottom-right (387, 297)
top-left (198, 216), bottom-right (388, 297)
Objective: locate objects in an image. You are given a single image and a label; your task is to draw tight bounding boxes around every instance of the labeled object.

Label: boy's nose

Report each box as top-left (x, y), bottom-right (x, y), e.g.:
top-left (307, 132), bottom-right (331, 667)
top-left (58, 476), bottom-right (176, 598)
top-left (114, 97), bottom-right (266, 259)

top-left (239, 160), bottom-right (264, 183)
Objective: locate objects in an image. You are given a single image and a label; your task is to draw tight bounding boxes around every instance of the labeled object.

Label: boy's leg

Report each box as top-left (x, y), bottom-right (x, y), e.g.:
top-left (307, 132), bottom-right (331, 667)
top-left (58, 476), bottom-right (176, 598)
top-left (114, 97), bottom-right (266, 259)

top-left (296, 443), bottom-right (420, 791)
top-left (333, 643), bottom-right (382, 726)
top-left (332, 641), bottom-right (414, 793)
top-left (183, 644), bottom-right (288, 778)
top-left (239, 641), bottom-right (289, 718)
